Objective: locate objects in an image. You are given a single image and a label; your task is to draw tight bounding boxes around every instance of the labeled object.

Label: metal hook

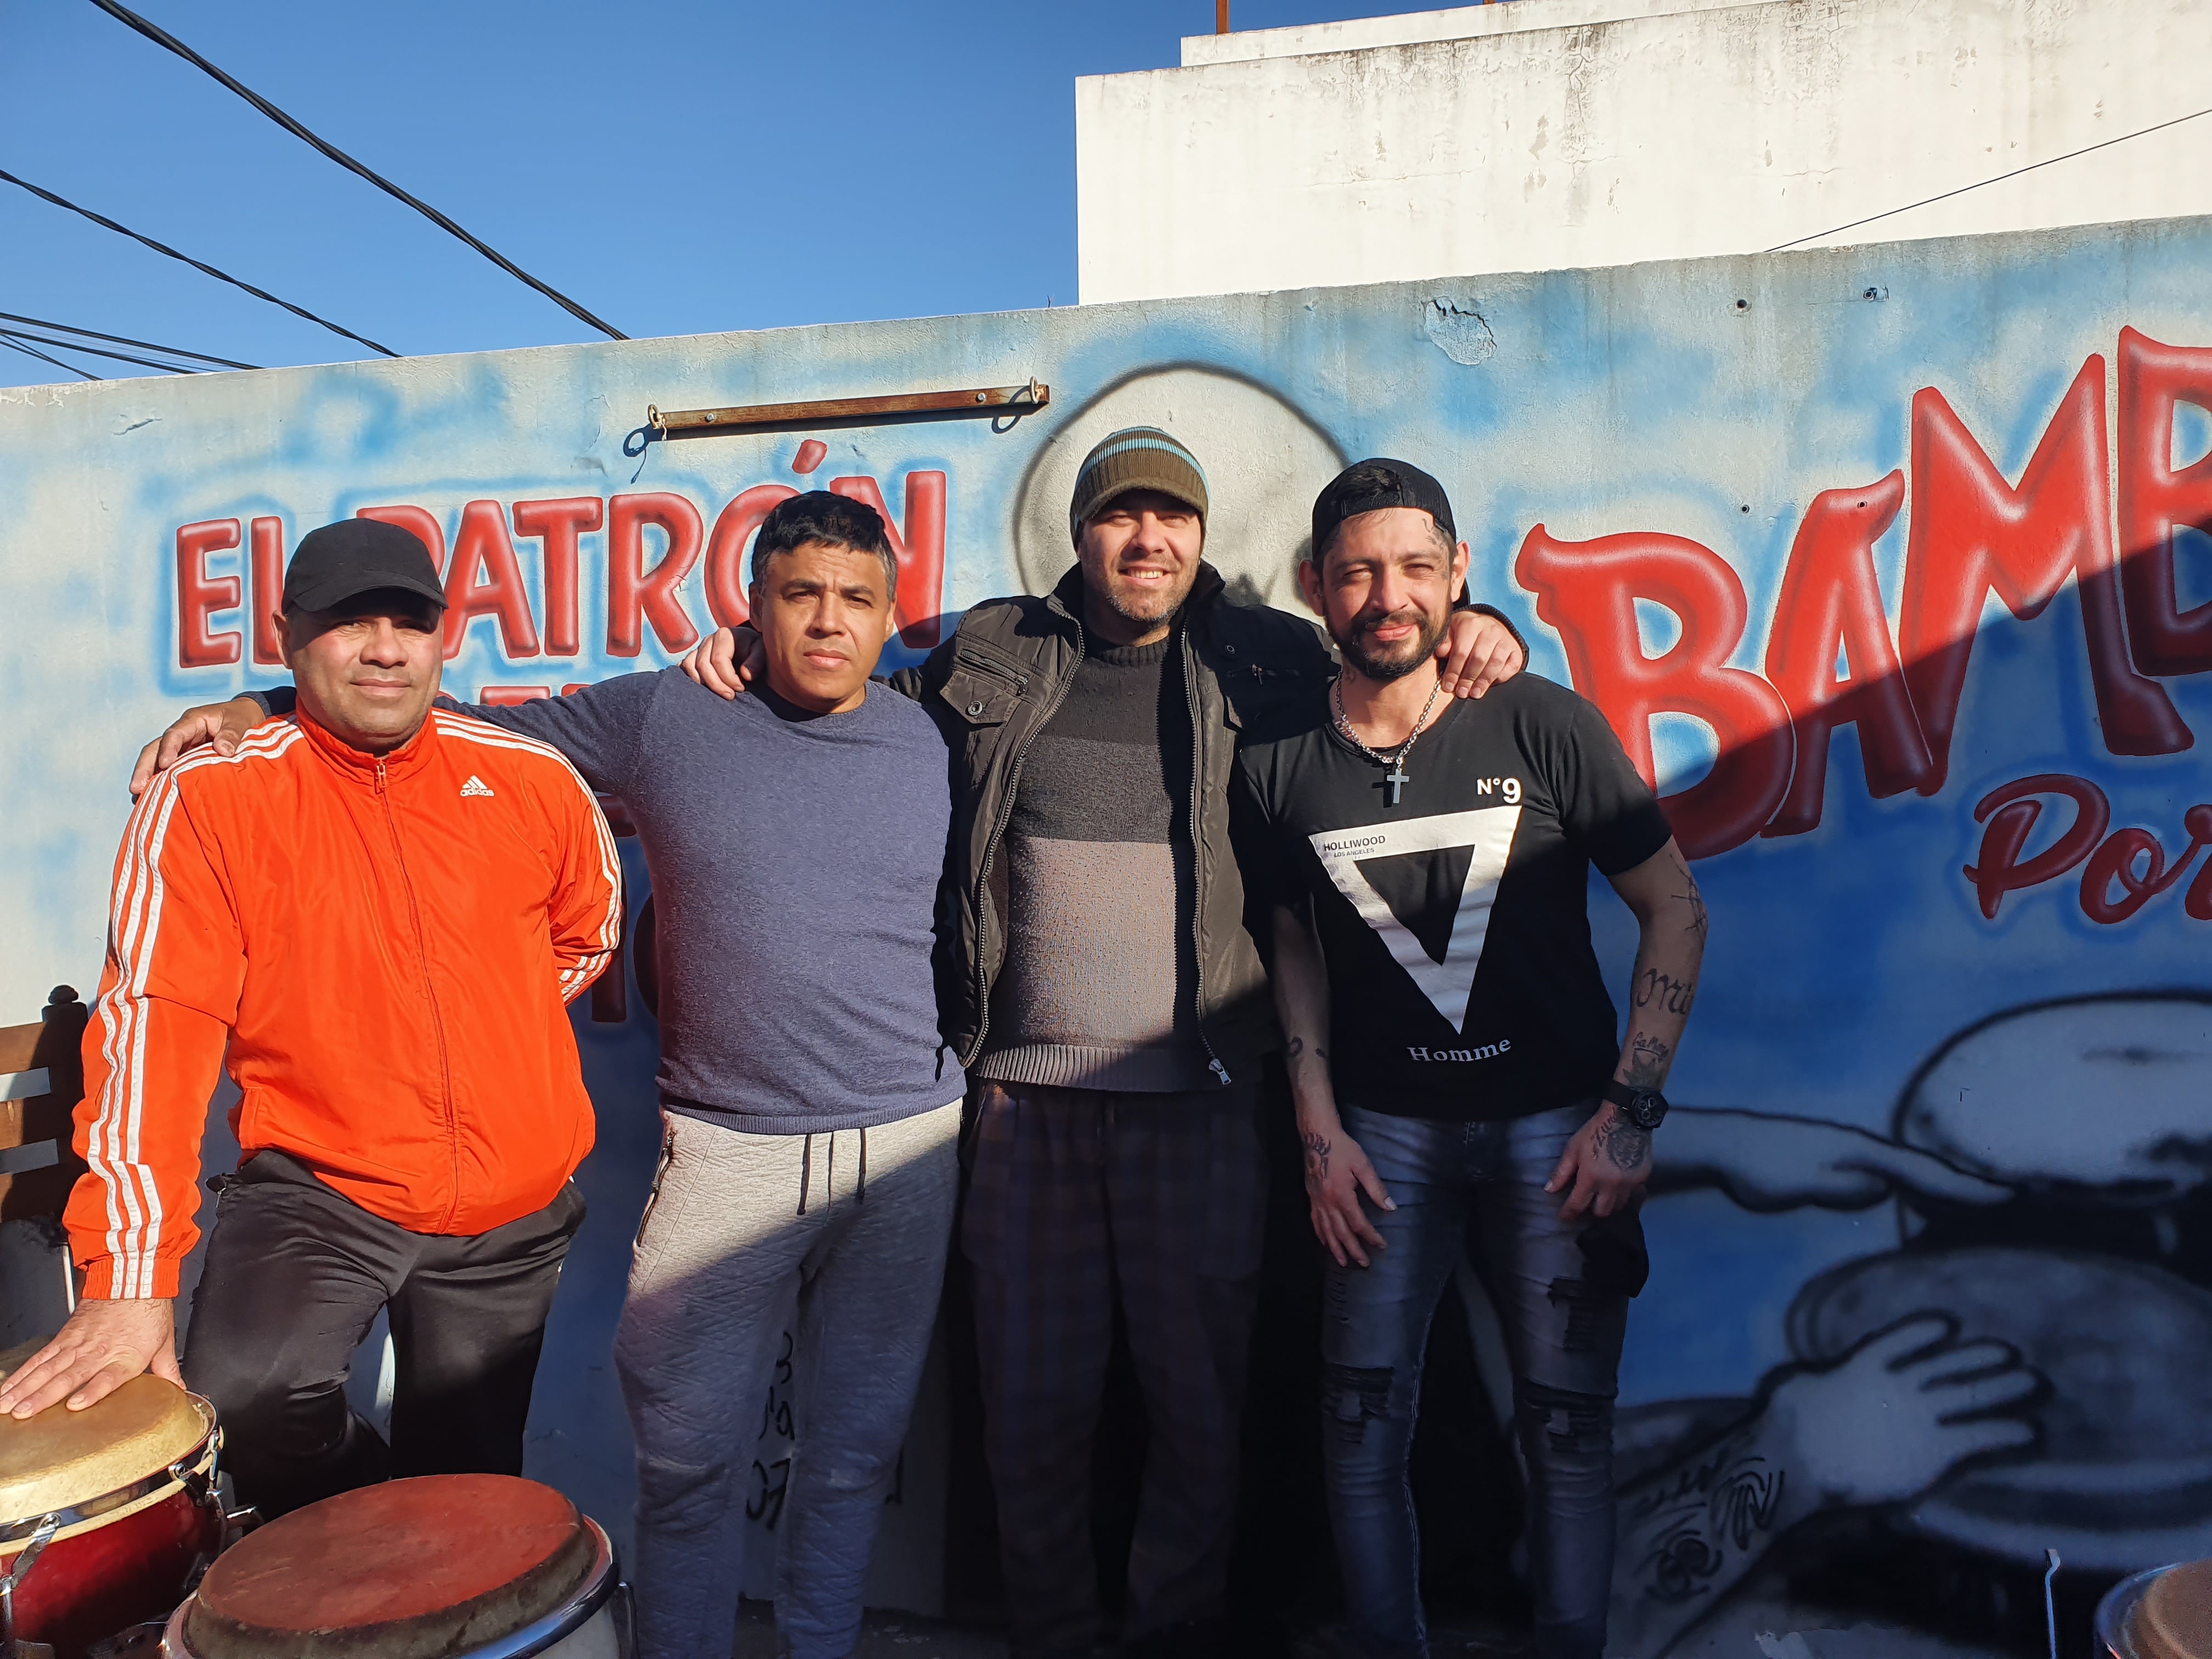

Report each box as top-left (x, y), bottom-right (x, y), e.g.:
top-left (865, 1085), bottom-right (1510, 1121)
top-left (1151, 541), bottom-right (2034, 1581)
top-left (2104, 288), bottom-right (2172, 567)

top-left (1, 1515), bottom-right (61, 1657)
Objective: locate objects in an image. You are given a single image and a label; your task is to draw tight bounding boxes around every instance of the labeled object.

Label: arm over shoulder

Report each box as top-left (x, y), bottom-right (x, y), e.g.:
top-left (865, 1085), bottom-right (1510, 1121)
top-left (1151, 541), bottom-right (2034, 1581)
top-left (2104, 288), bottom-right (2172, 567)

top-left (1248, 603), bottom-right (1336, 669)
top-left (438, 672), bottom-right (662, 795)
top-left (885, 634), bottom-right (957, 703)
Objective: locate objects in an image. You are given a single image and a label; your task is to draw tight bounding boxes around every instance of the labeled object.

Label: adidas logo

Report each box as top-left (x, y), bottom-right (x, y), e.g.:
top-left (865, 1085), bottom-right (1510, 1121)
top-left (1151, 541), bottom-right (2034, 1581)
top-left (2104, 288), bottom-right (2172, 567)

top-left (459, 775), bottom-right (495, 799)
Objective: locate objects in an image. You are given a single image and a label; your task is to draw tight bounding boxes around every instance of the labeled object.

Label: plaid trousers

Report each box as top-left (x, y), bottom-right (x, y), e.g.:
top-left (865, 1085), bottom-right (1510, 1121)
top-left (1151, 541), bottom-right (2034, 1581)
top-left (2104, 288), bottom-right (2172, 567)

top-left (961, 1077), bottom-right (1268, 1655)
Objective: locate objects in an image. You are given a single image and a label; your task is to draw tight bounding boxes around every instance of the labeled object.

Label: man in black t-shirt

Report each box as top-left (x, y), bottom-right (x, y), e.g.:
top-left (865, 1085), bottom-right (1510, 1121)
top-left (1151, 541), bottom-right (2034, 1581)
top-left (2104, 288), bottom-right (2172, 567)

top-left (1236, 461), bottom-right (1709, 1659)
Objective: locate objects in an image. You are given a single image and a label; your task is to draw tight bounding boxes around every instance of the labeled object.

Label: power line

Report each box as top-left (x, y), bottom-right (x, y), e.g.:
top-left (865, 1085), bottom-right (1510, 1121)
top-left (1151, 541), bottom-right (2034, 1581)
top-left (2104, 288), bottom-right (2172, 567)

top-left (1769, 104), bottom-right (2212, 252)
top-left (84, 0), bottom-right (629, 342)
top-left (0, 327), bottom-right (208, 374)
top-left (0, 334), bottom-right (100, 380)
top-left (0, 310), bottom-right (259, 370)
top-left (0, 167), bottom-right (398, 357)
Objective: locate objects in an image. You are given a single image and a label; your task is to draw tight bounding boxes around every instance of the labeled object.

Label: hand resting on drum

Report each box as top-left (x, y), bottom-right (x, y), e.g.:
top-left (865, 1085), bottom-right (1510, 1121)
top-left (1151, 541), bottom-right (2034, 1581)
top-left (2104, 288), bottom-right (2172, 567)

top-left (0, 1297), bottom-right (179, 1418)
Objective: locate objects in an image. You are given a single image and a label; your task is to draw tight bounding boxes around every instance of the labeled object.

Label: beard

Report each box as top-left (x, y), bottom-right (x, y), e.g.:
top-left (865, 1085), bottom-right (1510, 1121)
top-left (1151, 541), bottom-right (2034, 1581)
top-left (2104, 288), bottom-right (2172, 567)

top-left (1093, 564), bottom-right (1198, 628)
top-left (1334, 604), bottom-right (1447, 681)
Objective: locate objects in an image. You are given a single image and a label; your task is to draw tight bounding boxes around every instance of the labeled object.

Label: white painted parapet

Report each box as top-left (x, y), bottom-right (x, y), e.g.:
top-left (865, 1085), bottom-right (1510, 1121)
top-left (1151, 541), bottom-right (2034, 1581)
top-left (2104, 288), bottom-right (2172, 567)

top-left (1079, 0), bottom-right (2212, 303)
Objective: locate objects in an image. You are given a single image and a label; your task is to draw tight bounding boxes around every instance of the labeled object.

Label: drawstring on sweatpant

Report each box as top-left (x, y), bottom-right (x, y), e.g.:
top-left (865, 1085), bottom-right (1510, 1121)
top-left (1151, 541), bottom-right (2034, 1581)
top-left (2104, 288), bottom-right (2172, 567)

top-left (797, 1127), bottom-right (866, 1214)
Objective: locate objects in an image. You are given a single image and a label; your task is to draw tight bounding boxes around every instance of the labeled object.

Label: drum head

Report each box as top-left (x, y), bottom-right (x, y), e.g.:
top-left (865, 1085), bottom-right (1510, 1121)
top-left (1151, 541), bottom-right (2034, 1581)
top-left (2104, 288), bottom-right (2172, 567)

top-left (182, 1474), bottom-right (597, 1659)
top-left (0, 1374), bottom-right (210, 1525)
top-left (2137, 1559), bottom-right (2212, 1659)
top-left (1787, 1246), bottom-right (2212, 1568)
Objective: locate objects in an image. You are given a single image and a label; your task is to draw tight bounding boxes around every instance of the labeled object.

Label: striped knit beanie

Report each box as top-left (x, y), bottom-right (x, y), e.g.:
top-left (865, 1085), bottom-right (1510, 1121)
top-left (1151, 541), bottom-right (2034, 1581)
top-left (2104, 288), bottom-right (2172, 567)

top-left (1068, 427), bottom-right (1210, 548)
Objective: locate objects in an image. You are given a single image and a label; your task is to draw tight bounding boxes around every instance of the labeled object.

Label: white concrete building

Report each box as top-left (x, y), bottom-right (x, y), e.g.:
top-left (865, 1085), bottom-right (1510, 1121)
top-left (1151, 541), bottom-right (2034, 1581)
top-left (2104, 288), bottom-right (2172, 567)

top-left (1076, 0), bottom-right (2212, 303)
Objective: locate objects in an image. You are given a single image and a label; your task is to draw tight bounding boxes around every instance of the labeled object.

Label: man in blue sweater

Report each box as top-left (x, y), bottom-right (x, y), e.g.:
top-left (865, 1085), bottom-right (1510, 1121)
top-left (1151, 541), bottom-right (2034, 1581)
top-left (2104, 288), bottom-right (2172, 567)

top-left (142, 493), bottom-right (960, 1659)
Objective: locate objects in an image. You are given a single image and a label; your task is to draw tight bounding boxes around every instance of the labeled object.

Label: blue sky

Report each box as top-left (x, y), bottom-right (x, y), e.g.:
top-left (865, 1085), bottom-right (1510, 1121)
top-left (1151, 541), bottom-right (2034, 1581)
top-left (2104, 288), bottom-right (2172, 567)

top-left (0, 0), bottom-right (1427, 390)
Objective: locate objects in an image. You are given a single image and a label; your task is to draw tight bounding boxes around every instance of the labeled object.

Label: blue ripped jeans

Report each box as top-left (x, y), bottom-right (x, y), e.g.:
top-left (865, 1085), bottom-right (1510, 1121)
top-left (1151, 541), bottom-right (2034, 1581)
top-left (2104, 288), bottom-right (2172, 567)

top-left (1321, 1102), bottom-right (1637, 1659)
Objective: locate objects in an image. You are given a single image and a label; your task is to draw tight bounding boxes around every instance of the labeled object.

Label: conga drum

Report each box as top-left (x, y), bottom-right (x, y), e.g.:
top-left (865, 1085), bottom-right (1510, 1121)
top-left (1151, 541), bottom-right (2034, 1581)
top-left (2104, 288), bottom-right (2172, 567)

top-left (0, 1375), bottom-right (223, 1659)
top-left (162, 1474), bottom-right (618, 1659)
top-left (2100, 1559), bottom-right (2212, 1659)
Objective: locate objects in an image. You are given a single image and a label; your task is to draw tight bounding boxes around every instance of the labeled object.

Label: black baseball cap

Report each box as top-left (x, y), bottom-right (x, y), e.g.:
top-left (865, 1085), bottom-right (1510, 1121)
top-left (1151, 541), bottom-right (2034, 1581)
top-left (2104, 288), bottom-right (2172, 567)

top-left (1310, 458), bottom-right (1457, 561)
top-left (283, 518), bottom-right (447, 613)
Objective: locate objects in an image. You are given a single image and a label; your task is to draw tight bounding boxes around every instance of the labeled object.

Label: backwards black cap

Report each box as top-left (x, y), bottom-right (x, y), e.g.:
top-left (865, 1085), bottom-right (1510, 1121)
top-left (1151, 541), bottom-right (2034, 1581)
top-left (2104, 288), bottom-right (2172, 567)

top-left (283, 518), bottom-right (448, 614)
top-left (1310, 458), bottom-right (1457, 562)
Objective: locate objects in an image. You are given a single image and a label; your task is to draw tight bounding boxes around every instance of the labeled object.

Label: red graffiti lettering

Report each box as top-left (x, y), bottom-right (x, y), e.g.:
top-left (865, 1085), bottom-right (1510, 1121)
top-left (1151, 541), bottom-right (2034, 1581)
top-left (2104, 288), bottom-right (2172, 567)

top-left (1962, 774), bottom-right (2111, 919)
top-left (1960, 772), bottom-right (2212, 927)
top-left (1761, 472), bottom-right (1932, 835)
top-left (443, 500), bottom-right (541, 660)
top-left (249, 517), bottom-right (285, 665)
top-left (703, 484), bottom-right (798, 628)
top-left (1900, 358), bottom-right (2190, 794)
top-left (2078, 809), bottom-right (2212, 924)
top-left (478, 686), bottom-right (551, 704)
top-left (511, 497), bottom-right (602, 657)
top-left (1514, 527), bottom-right (1793, 860)
top-left (2192, 828), bottom-right (2212, 922)
top-left (2117, 327), bottom-right (2212, 677)
top-left (607, 493), bottom-right (703, 657)
top-left (830, 472), bottom-right (947, 647)
top-left (176, 520), bottom-right (242, 668)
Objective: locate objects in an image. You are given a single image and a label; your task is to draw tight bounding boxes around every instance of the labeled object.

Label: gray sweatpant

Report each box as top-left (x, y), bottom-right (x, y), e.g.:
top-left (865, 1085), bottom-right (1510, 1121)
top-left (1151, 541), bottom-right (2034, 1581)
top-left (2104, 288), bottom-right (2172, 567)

top-left (616, 1101), bottom-right (961, 1659)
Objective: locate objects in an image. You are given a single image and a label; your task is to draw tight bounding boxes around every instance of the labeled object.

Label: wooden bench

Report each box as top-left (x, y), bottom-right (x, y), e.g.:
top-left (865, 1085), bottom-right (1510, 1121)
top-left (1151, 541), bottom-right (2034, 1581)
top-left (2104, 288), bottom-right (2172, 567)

top-left (0, 986), bottom-right (87, 1222)
top-left (0, 986), bottom-right (89, 1350)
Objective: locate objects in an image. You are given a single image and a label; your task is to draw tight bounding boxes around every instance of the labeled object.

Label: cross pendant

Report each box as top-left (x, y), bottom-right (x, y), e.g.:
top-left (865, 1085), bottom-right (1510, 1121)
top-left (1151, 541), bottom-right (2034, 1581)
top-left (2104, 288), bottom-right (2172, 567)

top-left (1382, 764), bottom-right (1409, 806)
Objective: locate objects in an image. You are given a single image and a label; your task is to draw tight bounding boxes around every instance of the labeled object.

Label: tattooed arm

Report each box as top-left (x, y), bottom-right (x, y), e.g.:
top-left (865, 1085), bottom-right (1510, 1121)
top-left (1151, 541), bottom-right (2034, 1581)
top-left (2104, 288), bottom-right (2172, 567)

top-left (1547, 837), bottom-right (1707, 1220)
top-left (1271, 901), bottom-right (1396, 1268)
top-left (1612, 1314), bottom-right (2039, 1655)
top-left (1610, 1412), bottom-right (1810, 1655)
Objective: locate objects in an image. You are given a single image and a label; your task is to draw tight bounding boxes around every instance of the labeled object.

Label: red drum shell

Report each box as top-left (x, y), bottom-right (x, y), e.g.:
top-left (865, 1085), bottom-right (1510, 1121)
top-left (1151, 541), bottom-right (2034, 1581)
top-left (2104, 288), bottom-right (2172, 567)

top-left (2, 1480), bottom-right (222, 1659)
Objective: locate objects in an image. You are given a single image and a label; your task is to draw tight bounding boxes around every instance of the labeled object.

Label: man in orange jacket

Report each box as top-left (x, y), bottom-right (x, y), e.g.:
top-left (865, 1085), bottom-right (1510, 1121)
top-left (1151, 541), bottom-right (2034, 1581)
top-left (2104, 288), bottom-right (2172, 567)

top-left (0, 520), bottom-right (621, 1517)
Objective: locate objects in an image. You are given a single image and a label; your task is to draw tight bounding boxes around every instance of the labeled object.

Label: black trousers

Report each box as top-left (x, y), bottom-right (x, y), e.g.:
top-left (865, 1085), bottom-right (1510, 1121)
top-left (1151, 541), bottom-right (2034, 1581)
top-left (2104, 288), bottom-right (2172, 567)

top-left (961, 1080), bottom-right (1268, 1656)
top-left (181, 1149), bottom-right (585, 1517)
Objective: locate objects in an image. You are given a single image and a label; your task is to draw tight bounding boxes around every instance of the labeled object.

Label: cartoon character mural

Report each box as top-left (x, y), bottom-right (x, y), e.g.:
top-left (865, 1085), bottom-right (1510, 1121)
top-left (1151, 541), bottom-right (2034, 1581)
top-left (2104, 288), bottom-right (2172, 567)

top-left (1609, 991), bottom-right (2212, 1656)
top-left (2, 215), bottom-right (2210, 1649)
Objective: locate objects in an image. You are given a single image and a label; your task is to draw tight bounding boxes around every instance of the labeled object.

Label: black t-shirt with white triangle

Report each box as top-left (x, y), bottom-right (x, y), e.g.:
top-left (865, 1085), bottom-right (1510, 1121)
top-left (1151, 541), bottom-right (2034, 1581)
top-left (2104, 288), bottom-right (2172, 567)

top-left (1234, 672), bottom-right (1672, 1121)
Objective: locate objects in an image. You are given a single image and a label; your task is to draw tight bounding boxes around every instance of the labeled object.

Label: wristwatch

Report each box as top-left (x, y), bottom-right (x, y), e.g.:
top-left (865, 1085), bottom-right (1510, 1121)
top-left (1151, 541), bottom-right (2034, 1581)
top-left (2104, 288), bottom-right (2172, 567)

top-left (1602, 1079), bottom-right (1669, 1131)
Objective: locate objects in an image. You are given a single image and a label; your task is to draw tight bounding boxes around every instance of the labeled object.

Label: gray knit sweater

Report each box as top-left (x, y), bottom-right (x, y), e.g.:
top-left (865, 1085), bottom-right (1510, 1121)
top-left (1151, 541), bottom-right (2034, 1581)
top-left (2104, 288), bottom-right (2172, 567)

top-left (970, 635), bottom-right (1211, 1093)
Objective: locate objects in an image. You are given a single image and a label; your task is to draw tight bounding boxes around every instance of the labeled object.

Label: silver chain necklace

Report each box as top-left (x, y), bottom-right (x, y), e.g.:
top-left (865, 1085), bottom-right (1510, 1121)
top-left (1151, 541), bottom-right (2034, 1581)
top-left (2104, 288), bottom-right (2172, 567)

top-left (1331, 676), bottom-right (1444, 806)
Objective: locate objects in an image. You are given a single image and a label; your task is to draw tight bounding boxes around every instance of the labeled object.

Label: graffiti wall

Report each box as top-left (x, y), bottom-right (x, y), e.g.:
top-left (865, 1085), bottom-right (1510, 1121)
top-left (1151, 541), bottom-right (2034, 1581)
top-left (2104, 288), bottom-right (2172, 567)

top-left (2, 214), bottom-right (2209, 1654)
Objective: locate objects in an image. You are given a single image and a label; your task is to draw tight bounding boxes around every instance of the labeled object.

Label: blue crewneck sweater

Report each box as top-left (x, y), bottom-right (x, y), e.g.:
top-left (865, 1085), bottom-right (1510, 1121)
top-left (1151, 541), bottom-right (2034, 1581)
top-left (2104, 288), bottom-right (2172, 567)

top-left (262, 669), bottom-right (962, 1133)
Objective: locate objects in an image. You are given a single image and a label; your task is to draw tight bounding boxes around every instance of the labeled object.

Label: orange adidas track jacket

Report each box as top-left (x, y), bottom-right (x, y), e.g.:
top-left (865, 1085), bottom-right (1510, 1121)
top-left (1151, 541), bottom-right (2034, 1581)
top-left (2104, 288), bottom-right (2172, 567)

top-left (67, 708), bottom-right (622, 1300)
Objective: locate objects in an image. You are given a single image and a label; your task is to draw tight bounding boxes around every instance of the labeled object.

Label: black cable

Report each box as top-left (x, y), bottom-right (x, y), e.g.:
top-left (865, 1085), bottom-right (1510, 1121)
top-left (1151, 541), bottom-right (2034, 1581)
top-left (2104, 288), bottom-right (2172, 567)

top-left (0, 328), bottom-right (206, 374)
top-left (0, 167), bottom-right (398, 357)
top-left (0, 334), bottom-right (100, 380)
top-left (83, 0), bottom-right (628, 342)
top-left (1769, 104), bottom-right (2212, 252)
top-left (0, 310), bottom-right (259, 369)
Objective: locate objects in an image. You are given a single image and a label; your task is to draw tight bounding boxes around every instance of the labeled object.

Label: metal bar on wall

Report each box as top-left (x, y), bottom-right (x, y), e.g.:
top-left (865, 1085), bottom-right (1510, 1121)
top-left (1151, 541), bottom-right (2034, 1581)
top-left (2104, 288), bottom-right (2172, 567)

top-left (647, 379), bottom-right (1049, 437)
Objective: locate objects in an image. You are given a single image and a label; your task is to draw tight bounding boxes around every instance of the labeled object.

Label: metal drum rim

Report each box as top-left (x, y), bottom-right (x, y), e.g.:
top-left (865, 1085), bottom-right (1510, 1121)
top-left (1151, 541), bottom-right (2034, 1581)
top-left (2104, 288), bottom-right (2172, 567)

top-left (2096, 1563), bottom-right (2181, 1659)
top-left (1, 1391), bottom-right (219, 1549)
top-left (162, 1513), bottom-right (618, 1659)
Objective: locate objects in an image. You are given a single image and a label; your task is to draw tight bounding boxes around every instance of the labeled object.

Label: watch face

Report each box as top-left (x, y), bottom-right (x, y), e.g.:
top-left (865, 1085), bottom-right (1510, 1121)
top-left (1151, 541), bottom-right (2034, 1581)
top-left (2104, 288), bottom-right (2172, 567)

top-left (1626, 1090), bottom-right (1669, 1129)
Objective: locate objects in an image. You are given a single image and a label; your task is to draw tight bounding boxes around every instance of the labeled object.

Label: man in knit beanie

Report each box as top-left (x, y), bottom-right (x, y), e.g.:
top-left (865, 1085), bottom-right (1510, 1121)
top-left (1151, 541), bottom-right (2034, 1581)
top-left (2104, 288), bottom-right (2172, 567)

top-left (682, 426), bottom-right (1528, 1658)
